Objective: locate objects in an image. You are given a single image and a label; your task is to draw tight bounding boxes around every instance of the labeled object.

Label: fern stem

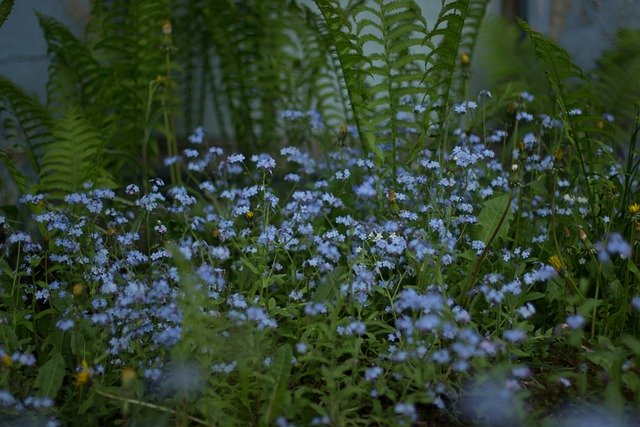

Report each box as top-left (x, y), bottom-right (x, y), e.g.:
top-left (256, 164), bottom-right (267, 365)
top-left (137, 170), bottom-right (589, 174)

top-left (161, 29), bottom-right (181, 186)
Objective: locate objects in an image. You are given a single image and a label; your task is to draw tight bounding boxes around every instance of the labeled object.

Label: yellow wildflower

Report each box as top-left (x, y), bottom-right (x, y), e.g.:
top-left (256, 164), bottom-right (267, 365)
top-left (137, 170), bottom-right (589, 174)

top-left (460, 52), bottom-right (470, 66)
top-left (72, 283), bottom-right (84, 297)
top-left (1, 354), bottom-right (12, 368)
top-left (122, 367), bottom-right (136, 387)
top-left (162, 19), bottom-right (172, 35)
top-left (549, 255), bottom-right (563, 271)
top-left (629, 203), bottom-right (640, 215)
top-left (76, 360), bottom-right (92, 386)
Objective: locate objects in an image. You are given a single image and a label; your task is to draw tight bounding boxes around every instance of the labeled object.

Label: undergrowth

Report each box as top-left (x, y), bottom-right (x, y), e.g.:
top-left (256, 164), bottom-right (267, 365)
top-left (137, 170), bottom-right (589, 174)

top-left (0, 0), bottom-right (639, 426)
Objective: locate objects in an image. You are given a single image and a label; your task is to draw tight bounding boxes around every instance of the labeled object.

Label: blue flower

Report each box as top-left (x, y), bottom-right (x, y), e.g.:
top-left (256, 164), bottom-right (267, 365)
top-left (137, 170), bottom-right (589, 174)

top-left (566, 314), bottom-right (585, 330)
top-left (503, 329), bottom-right (526, 343)
top-left (596, 232), bottom-right (632, 261)
top-left (56, 318), bottom-right (74, 331)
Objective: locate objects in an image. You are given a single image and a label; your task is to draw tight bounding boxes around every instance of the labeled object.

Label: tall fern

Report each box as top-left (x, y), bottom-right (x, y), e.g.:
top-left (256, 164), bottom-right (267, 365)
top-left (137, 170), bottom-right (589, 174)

top-left (88, 0), bottom-right (175, 177)
top-left (38, 13), bottom-right (110, 127)
top-left (313, 0), bottom-right (488, 169)
top-left (421, 0), bottom-right (474, 132)
top-left (0, 76), bottom-right (54, 175)
top-left (519, 19), bottom-right (600, 205)
top-left (295, 3), bottom-right (351, 130)
top-left (39, 110), bottom-right (112, 197)
top-left (453, 0), bottom-right (489, 98)
top-left (594, 29), bottom-right (640, 132)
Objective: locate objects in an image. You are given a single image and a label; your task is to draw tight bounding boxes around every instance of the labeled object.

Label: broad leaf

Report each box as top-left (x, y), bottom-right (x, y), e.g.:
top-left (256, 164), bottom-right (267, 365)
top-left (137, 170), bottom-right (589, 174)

top-left (473, 193), bottom-right (513, 244)
top-left (35, 352), bottom-right (65, 398)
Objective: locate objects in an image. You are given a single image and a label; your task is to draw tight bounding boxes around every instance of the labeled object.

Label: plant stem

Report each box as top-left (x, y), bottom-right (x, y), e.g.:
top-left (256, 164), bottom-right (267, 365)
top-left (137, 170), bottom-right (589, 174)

top-left (94, 389), bottom-right (211, 426)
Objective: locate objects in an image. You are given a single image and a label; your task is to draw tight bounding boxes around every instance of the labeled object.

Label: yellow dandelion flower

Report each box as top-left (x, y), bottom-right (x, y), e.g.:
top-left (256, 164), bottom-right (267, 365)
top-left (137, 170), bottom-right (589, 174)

top-left (76, 360), bottom-right (92, 386)
top-left (629, 203), bottom-right (640, 215)
top-left (1, 354), bottom-right (13, 368)
top-left (72, 283), bottom-right (84, 297)
top-left (76, 370), bottom-right (91, 386)
top-left (554, 148), bottom-right (564, 161)
top-left (549, 255), bottom-right (563, 271)
top-left (122, 367), bottom-right (137, 387)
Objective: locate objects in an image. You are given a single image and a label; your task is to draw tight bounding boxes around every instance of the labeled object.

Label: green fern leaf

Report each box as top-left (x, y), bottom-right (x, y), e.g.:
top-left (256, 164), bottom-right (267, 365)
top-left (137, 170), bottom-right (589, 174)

top-left (422, 0), bottom-right (472, 130)
top-left (39, 110), bottom-right (112, 197)
top-left (518, 17), bottom-right (599, 207)
top-left (0, 76), bottom-right (53, 174)
top-left (0, 148), bottom-right (28, 193)
top-left (37, 13), bottom-right (110, 123)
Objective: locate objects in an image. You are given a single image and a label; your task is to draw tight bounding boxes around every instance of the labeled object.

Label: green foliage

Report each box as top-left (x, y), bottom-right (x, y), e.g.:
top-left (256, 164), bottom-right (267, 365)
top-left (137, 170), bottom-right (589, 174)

top-left (313, 0), bottom-right (491, 169)
top-left (0, 76), bottom-right (54, 175)
top-left (519, 18), bottom-right (600, 208)
top-left (261, 343), bottom-right (293, 424)
top-left (38, 12), bottom-right (108, 122)
top-left (472, 16), bottom-right (547, 95)
top-left (6, 6), bottom-right (640, 423)
top-left (34, 352), bottom-right (65, 398)
top-left (0, 75), bottom-right (113, 198)
top-left (594, 29), bottom-right (640, 131)
top-left (1, 1), bottom-right (182, 193)
top-left (422, 0), bottom-right (472, 127)
top-left (39, 110), bottom-right (112, 197)
top-left (473, 193), bottom-right (513, 245)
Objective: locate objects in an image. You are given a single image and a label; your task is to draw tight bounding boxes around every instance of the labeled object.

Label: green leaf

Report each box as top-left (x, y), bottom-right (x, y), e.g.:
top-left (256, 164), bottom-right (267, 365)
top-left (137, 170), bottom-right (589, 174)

top-left (35, 352), bottom-right (65, 398)
top-left (628, 260), bottom-right (640, 280)
top-left (524, 292), bottom-right (546, 302)
top-left (473, 193), bottom-right (513, 244)
top-left (0, 148), bottom-right (28, 192)
top-left (262, 344), bottom-right (293, 424)
top-left (313, 266), bottom-right (346, 304)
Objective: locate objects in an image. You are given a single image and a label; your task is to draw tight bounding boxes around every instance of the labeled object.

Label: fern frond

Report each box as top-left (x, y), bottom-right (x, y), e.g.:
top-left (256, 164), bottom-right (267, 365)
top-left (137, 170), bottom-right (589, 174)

top-left (473, 16), bottom-right (547, 96)
top-left (314, 0), bottom-right (434, 161)
top-left (37, 13), bottom-right (110, 125)
top-left (0, 148), bottom-right (28, 193)
top-left (0, 76), bottom-right (53, 174)
top-left (203, 0), bottom-right (259, 151)
top-left (353, 0), bottom-right (430, 147)
top-left (453, 0), bottom-right (489, 98)
top-left (39, 110), bottom-right (112, 197)
top-left (518, 18), bottom-right (599, 207)
top-left (295, 2), bottom-right (350, 129)
top-left (422, 0), bottom-right (471, 130)
top-left (87, 0), bottom-right (175, 177)
top-left (594, 29), bottom-right (640, 131)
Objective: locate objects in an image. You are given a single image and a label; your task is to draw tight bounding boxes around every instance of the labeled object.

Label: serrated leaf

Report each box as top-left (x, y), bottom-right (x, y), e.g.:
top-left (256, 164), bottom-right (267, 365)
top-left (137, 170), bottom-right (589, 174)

top-left (35, 352), bottom-right (65, 398)
top-left (473, 193), bottom-right (513, 244)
